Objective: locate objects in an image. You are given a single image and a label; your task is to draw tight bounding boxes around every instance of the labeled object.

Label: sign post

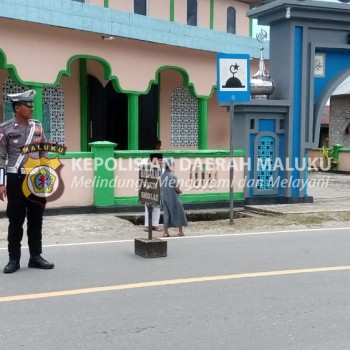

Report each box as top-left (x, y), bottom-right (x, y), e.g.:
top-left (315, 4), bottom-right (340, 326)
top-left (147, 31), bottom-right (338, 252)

top-left (217, 53), bottom-right (250, 225)
top-left (139, 164), bottom-right (161, 240)
top-left (146, 205), bottom-right (153, 240)
top-left (135, 164), bottom-right (167, 258)
top-left (229, 103), bottom-right (235, 225)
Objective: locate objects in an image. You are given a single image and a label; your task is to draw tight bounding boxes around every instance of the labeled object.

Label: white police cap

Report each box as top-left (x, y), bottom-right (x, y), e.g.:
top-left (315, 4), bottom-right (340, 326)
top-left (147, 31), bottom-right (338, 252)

top-left (7, 89), bottom-right (36, 104)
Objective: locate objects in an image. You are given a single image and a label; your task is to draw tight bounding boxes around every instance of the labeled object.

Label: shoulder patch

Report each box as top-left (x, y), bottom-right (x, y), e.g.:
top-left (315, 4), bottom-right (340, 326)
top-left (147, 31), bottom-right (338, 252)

top-left (0, 118), bottom-right (14, 128)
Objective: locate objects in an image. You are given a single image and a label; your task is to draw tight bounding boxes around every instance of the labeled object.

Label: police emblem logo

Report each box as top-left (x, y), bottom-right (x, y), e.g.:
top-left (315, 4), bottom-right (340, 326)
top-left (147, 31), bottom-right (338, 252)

top-left (21, 157), bottom-right (64, 206)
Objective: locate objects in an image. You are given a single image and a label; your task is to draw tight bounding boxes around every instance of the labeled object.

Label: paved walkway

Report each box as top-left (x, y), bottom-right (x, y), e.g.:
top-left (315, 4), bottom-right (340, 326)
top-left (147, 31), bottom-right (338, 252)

top-left (245, 171), bottom-right (350, 215)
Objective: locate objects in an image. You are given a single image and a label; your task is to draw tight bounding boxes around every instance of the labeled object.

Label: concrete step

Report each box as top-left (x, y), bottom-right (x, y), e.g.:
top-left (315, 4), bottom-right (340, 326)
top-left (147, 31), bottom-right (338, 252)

top-left (116, 208), bottom-right (247, 225)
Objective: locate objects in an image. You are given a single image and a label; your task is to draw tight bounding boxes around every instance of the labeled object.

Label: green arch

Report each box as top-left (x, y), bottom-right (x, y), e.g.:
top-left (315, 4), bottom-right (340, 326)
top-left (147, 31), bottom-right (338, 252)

top-left (0, 51), bottom-right (216, 151)
top-left (0, 49), bottom-right (31, 86)
top-left (58, 58), bottom-right (216, 99)
top-left (58, 56), bottom-right (217, 98)
top-left (0, 49), bottom-right (217, 98)
top-left (151, 65), bottom-right (216, 99)
top-left (0, 50), bottom-right (125, 92)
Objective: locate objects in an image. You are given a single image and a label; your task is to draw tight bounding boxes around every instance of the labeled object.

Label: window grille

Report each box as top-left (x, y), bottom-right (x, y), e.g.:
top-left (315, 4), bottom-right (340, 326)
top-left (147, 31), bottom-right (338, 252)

top-left (256, 136), bottom-right (275, 190)
top-left (170, 86), bottom-right (198, 147)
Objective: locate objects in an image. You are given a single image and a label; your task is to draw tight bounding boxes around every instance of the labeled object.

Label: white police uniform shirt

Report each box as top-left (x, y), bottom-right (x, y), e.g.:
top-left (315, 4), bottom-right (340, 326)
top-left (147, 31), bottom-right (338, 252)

top-left (0, 117), bottom-right (47, 184)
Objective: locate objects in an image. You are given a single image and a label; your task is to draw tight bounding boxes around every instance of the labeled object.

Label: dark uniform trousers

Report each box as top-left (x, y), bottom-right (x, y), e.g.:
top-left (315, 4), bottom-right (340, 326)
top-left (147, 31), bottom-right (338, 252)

top-left (6, 173), bottom-right (46, 261)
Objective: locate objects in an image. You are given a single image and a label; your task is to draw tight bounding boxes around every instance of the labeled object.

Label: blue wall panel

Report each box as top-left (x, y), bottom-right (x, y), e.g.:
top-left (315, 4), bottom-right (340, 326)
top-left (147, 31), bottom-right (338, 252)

top-left (258, 119), bottom-right (275, 132)
top-left (292, 27), bottom-right (303, 197)
top-left (314, 51), bottom-right (350, 101)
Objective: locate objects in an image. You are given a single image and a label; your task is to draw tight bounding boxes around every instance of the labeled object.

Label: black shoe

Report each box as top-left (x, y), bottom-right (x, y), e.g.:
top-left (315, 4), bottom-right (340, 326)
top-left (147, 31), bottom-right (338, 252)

top-left (28, 256), bottom-right (54, 270)
top-left (4, 259), bottom-right (20, 274)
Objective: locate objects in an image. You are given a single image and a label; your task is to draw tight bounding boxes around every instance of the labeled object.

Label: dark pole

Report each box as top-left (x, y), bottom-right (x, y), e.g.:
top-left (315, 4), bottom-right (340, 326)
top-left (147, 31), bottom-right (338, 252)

top-left (147, 204), bottom-right (153, 240)
top-left (229, 102), bottom-right (235, 225)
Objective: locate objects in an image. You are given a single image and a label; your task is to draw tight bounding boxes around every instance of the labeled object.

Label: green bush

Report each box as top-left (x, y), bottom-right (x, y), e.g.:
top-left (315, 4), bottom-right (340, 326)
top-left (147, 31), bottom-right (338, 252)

top-left (321, 146), bottom-right (339, 170)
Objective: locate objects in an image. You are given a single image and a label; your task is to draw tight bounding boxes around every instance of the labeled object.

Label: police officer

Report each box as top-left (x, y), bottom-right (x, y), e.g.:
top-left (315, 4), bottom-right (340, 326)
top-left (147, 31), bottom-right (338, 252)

top-left (0, 89), bottom-right (54, 274)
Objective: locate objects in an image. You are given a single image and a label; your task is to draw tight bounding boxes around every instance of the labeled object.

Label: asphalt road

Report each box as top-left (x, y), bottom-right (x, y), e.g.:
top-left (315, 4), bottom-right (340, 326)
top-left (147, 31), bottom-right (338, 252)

top-left (1, 227), bottom-right (350, 350)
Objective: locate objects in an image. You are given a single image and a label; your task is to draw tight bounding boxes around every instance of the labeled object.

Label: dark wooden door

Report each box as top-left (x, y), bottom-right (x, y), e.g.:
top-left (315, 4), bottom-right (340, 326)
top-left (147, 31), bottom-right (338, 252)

top-left (87, 75), bottom-right (106, 142)
top-left (105, 82), bottom-right (128, 150)
top-left (88, 76), bottom-right (158, 150)
top-left (139, 84), bottom-right (159, 150)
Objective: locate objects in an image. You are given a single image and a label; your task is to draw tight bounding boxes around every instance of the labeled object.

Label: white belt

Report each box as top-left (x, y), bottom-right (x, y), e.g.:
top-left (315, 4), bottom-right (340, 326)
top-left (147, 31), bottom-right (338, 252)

top-left (6, 167), bottom-right (26, 174)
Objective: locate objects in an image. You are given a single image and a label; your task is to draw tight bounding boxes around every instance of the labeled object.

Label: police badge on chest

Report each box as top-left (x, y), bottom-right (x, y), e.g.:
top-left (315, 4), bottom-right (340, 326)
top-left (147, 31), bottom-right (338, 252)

top-left (8, 133), bottom-right (21, 144)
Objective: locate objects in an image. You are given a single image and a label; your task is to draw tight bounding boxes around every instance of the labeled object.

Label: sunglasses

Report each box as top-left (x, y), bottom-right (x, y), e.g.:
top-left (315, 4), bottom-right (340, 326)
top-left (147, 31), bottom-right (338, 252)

top-left (19, 103), bottom-right (34, 108)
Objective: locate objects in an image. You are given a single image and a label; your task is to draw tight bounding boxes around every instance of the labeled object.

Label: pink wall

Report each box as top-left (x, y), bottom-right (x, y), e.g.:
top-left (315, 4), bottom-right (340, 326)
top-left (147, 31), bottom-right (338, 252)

top-left (89, 0), bottom-right (104, 7)
top-left (208, 91), bottom-right (230, 149)
top-left (197, 0), bottom-right (211, 29)
top-left (87, 60), bottom-right (109, 87)
top-left (108, 0), bottom-right (133, 12)
top-left (338, 152), bottom-right (350, 171)
top-left (174, 0), bottom-right (187, 24)
top-left (0, 158), bottom-right (94, 212)
top-left (149, 0), bottom-right (171, 20)
top-left (308, 149), bottom-right (350, 172)
top-left (95, 0), bottom-right (250, 34)
top-left (61, 60), bottom-right (81, 151)
top-left (0, 154), bottom-right (245, 212)
top-left (46, 158), bottom-right (94, 208)
top-left (0, 19), bottom-right (217, 97)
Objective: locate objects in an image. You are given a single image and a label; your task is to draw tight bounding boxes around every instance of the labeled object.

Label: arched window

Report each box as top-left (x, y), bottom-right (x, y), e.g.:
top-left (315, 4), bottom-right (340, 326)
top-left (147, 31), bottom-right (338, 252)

top-left (187, 0), bottom-right (197, 26)
top-left (171, 86), bottom-right (198, 146)
top-left (134, 0), bottom-right (147, 15)
top-left (227, 6), bottom-right (236, 34)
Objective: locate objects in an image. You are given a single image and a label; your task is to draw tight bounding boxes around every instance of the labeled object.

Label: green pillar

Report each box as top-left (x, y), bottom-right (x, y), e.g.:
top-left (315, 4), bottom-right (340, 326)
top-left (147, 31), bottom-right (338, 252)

top-left (198, 98), bottom-right (208, 150)
top-left (170, 0), bottom-right (175, 21)
top-left (209, 0), bottom-right (214, 29)
top-left (80, 58), bottom-right (88, 152)
top-left (90, 141), bottom-right (117, 206)
top-left (128, 93), bottom-right (139, 150)
top-left (31, 86), bottom-right (43, 122)
top-left (104, 0), bottom-right (109, 8)
top-left (332, 144), bottom-right (342, 168)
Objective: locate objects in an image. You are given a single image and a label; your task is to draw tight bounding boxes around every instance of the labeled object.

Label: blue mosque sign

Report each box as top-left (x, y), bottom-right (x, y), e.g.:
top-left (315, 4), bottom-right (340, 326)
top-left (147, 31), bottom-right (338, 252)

top-left (217, 53), bottom-right (250, 103)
